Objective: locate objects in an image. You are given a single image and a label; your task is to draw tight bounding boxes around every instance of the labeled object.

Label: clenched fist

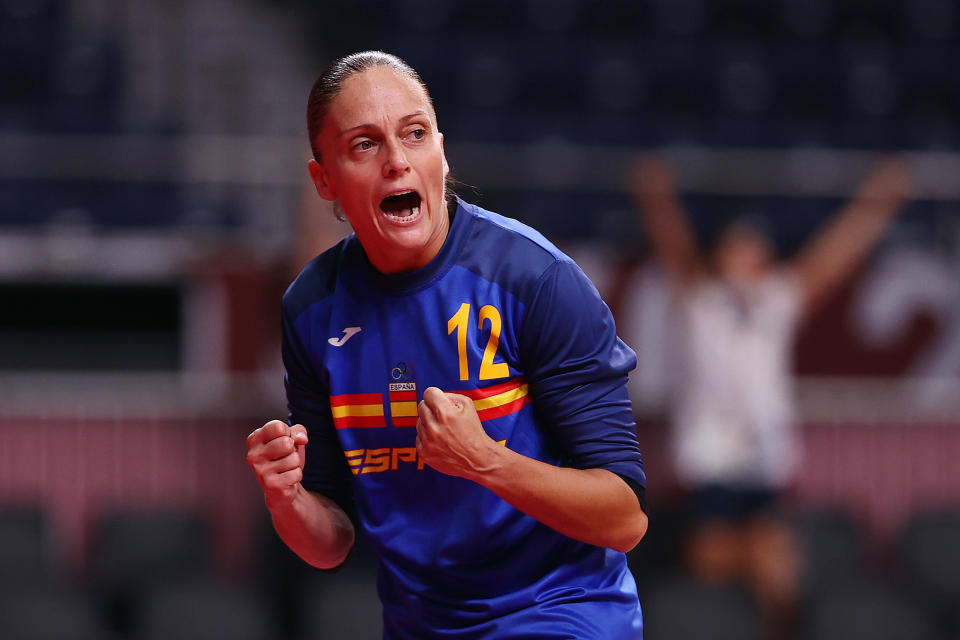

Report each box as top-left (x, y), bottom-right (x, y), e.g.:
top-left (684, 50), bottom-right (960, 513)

top-left (416, 386), bottom-right (498, 480)
top-left (246, 420), bottom-right (308, 508)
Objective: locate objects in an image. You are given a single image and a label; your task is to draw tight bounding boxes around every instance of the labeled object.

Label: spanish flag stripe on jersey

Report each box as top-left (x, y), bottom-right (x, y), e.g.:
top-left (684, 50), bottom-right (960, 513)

top-left (389, 401), bottom-right (419, 417)
top-left (472, 383), bottom-right (528, 411)
top-left (331, 379), bottom-right (531, 430)
top-left (447, 378), bottom-right (531, 422)
top-left (331, 404), bottom-right (384, 418)
top-left (333, 415), bottom-right (388, 429)
top-left (330, 392), bottom-right (383, 407)
top-left (455, 378), bottom-right (526, 400)
top-left (330, 392), bottom-right (385, 429)
top-left (477, 394), bottom-right (532, 421)
top-left (389, 388), bottom-right (419, 427)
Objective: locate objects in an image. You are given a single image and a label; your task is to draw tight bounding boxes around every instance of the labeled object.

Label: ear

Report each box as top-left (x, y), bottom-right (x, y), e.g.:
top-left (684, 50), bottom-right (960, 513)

top-left (439, 132), bottom-right (449, 178)
top-left (308, 159), bottom-right (337, 201)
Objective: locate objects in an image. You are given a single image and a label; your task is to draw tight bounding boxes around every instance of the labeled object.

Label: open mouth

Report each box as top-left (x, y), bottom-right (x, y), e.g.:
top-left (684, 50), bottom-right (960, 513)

top-left (379, 191), bottom-right (422, 221)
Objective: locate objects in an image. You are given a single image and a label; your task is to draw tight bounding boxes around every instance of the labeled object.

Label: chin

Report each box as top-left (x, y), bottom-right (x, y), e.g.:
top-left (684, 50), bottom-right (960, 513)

top-left (382, 225), bottom-right (433, 250)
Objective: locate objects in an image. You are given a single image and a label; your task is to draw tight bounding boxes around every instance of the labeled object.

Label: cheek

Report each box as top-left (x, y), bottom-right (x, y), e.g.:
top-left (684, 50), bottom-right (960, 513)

top-left (334, 166), bottom-right (375, 202)
top-left (427, 152), bottom-right (448, 189)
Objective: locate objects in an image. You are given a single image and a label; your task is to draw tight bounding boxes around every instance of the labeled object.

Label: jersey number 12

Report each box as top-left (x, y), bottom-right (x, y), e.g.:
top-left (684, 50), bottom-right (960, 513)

top-left (447, 303), bottom-right (510, 381)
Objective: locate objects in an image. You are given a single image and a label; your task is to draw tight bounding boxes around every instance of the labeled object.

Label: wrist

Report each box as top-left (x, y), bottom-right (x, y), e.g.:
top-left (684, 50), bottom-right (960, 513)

top-left (264, 482), bottom-right (304, 513)
top-left (464, 438), bottom-right (512, 487)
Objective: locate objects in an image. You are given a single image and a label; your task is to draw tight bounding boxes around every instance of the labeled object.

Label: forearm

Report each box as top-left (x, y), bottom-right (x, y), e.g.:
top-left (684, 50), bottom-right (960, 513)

top-left (795, 200), bottom-right (898, 309)
top-left (466, 444), bottom-right (648, 553)
top-left (794, 158), bottom-right (910, 309)
top-left (268, 484), bottom-right (355, 569)
top-left (632, 160), bottom-right (701, 282)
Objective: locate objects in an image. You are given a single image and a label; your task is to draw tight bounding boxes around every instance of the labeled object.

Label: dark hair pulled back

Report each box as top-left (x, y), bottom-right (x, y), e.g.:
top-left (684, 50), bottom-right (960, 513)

top-left (306, 50), bottom-right (432, 162)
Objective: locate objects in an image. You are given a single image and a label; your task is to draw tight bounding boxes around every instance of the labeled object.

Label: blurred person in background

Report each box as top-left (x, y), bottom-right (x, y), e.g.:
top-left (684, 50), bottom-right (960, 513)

top-left (246, 51), bottom-right (649, 639)
top-left (631, 155), bottom-right (911, 639)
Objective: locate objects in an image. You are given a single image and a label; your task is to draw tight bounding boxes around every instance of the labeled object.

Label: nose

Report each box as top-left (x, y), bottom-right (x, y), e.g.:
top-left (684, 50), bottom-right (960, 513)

top-left (382, 138), bottom-right (411, 177)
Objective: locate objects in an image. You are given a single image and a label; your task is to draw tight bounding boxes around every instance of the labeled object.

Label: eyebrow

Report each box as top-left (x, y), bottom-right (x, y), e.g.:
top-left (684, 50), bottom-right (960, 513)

top-left (339, 110), bottom-right (432, 137)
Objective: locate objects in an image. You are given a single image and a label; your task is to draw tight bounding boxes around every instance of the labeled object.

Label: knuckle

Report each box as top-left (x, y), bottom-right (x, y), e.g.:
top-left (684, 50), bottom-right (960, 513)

top-left (265, 419), bottom-right (286, 436)
top-left (259, 438), bottom-right (280, 458)
top-left (252, 464), bottom-right (271, 482)
top-left (290, 424), bottom-right (308, 441)
top-left (269, 456), bottom-right (291, 474)
top-left (249, 422), bottom-right (277, 446)
top-left (451, 394), bottom-right (470, 411)
top-left (264, 474), bottom-right (287, 492)
top-left (277, 437), bottom-right (294, 455)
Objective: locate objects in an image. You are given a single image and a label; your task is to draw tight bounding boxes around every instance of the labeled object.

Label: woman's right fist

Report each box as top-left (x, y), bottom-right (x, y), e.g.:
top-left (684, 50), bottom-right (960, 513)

top-left (246, 420), bottom-right (309, 506)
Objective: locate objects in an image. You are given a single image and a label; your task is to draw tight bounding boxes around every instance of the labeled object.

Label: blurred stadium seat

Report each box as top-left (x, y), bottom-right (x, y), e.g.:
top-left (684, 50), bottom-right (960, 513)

top-left (642, 576), bottom-right (761, 640)
top-left (627, 502), bottom-right (687, 597)
top-left (0, 505), bottom-right (57, 587)
top-left (803, 580), bottom-right (936, 640)
top-left (0, 0), bottom-right (64, 115)
top-left (255, 513), bottom-right (382, 640)
top-left (253, 513), bottom-right (317, 637)
top-left (896, 509), bottom-right (960, 637)
top-left (793, 508), bottom-right (868, 596)
top-left (0, 584), bottom-right (114, 640)
top-left (90, 508), bottom-right (213, 633)
top-left (131, 578), bottom-right (274, 640)
top-left (90, 507), bottom-right (212, 590)
top-left (297, 571), bottom-right (382, 640)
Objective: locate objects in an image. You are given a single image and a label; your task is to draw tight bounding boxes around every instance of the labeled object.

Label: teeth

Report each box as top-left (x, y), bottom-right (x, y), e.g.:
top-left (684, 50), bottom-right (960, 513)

top-left (384, 205), bottom-right (419, 221)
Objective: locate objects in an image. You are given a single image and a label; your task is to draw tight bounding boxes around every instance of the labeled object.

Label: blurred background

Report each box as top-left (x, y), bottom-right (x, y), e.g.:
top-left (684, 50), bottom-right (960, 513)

top-left (1, 0), bottom-right (959, 638)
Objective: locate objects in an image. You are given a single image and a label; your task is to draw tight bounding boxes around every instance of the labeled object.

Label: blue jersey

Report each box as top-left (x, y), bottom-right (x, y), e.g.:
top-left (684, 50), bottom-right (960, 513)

top-left (282, 198), bottom-right (646, 639)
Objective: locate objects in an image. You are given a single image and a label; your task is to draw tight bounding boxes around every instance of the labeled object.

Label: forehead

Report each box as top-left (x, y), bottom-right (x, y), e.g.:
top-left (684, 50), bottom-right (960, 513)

top-left (717, 224), bottom-right (772, 252)
top-left (325, 66), bottom-right (434, 130)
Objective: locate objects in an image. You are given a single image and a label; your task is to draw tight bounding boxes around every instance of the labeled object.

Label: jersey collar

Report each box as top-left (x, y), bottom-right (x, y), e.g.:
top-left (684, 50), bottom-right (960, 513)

top-left (349, 196), bottom-right (470, 294)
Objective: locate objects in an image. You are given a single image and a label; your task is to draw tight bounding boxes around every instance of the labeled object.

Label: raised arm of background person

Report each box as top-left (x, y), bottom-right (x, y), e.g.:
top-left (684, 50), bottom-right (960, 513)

top-left (791, 157), bottom-right (912, 313)
top-left (246, 420), bottom-right (355, 569)
top-left (630, 156), bottom-right (703, 288)
top-left (417, 388), bottom-right (648, 553)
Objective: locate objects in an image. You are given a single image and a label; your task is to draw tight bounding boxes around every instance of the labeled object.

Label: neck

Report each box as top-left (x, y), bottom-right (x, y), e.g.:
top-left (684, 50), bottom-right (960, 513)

top-left (368, 199), bottom-right (453, 275)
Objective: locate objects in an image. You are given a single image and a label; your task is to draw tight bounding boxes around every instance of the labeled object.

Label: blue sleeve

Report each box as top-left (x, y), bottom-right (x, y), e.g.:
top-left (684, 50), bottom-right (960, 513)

top-left (519, 259), bottom-right (647, 495)
top-left (281, 302), bottom-right (355, 516)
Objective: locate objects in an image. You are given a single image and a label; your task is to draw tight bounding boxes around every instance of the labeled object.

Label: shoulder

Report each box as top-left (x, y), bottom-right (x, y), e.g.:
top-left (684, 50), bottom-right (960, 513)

top-left (454, 199), bottom-right (573, 300)
top-left (282, 237), bottom-right (351, 321)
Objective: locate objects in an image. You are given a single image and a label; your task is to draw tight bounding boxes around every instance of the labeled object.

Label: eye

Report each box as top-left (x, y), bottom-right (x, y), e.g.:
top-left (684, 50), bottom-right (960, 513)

top-left (352, 139), bottom-right (375, 152)
top-left (407, 127), bottom-right (426, 141)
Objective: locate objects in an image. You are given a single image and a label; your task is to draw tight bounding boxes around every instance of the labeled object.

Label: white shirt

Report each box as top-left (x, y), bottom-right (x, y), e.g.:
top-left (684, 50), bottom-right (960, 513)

top-left (672, 270), bottom-right (802, 488)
